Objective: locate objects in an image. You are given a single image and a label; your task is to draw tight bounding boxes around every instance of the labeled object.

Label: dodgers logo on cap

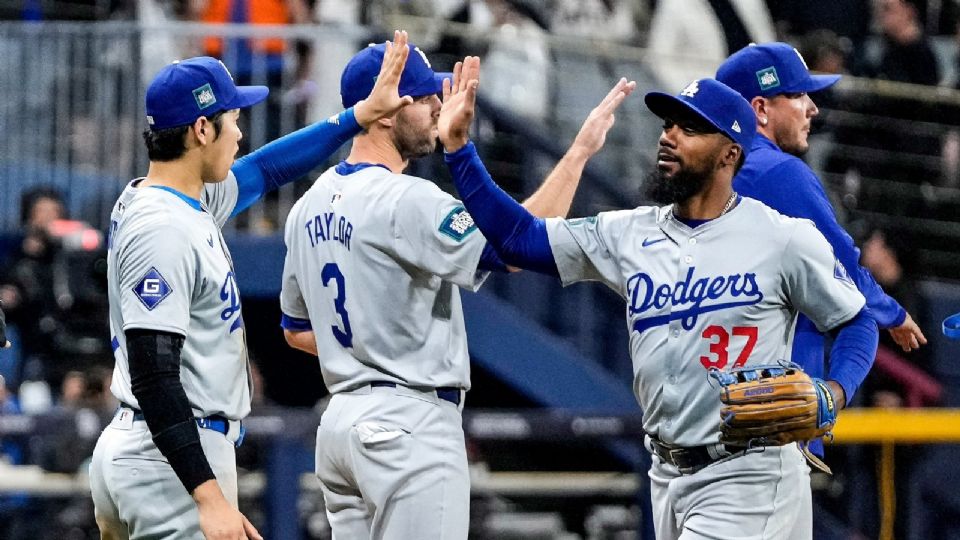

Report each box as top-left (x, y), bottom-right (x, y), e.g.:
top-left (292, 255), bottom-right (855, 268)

top-left (644, 78), bottom-right (757, 157)
top-left (340, 42), bottom-right (452, 110)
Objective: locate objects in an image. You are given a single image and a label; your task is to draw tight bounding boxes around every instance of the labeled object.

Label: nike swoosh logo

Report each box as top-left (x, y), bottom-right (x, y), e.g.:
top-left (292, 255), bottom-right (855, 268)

top-left (642, 237), bottom-right (666, 247)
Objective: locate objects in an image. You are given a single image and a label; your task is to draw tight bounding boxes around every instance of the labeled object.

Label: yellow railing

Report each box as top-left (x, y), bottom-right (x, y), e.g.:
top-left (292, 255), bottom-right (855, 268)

top-left (830, 408), bottom-right (960, 540)
top-left (832, 408), bottom-right (960, 443)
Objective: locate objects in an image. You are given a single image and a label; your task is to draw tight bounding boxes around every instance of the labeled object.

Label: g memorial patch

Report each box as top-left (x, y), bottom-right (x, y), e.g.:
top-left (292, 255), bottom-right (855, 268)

top-left (439, 206), bottom-right (477, 241)
top-left (834, 258), bottom-right (854, 285)
top-left (133, 267), bottom-right (172, 310)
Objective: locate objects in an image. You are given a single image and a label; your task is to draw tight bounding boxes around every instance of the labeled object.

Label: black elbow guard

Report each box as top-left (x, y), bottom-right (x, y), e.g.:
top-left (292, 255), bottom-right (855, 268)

top-left (126, 329), bottom-right (216, 493)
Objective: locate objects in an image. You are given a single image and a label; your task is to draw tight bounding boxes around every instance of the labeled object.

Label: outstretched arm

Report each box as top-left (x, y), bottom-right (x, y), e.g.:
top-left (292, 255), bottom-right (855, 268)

top-left (229, 30), bottom-right (415, 216)
top-left (439, 57), bottom-right (634, 273)
top-left (521, 77), bottom-right (636, 218)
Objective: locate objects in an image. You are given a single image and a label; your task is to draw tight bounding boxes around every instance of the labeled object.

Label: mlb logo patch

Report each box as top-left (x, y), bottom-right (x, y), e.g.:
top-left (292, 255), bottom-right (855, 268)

top-left (133, 267), bottom-right (172, 310)
top-left (756, 67), bottom-right (780, 91)
top-left (193, 83), bottom-right (217, 110)
top-left (439, 206), bottom-right (477, 241)
top-left (833, 258), bottom-right (853, 285)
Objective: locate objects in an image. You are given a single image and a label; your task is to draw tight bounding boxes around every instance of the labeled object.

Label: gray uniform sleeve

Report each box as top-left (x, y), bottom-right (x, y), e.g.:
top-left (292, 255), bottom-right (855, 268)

top-left (116, 215), bottom-right (196, 335)
top-left (202, 171), bottom-right (240, 227)
top-left (781, 221), bottom-right (866, 332)
top-left (545, 213), bottom-right (626, 296)
top-left (390, 182), bottom-right (488, 291)
top-left (279, 248), bottom-right (309, 320)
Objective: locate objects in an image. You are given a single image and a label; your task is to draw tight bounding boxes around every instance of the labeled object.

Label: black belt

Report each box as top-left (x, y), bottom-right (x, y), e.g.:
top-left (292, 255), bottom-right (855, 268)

top-left (119, 405), bottom-right (245, 447)
top-left (370, 381), bottom-right (462, 406)
top-left (647, 435), bottom-right (744, 475)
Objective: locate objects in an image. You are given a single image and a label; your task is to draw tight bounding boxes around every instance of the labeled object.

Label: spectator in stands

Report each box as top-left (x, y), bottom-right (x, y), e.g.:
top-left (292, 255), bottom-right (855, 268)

top-left (646, 0), bottom-right (776, 91)
top-left (0, 188), bottom-right (67, 389)
top-left (547, 0), bottom-right (643, 44)
top-left (190, 0), bottom-right (313, 147)
top-left (869, 0), bottom-right (940, 85)
top-left (821, 0), bottom-right (944, 222)
top-left (0, 187), bottom-right (111, 396)
top-left (859, 227), bottom-right (936, 407)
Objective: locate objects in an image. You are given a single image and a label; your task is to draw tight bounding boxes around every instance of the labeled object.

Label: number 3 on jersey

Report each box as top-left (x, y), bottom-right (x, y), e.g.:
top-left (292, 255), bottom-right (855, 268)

top-left (322, 263), bottom-right (353, 348)
top-left (699, 325), bottom-right (758, 370)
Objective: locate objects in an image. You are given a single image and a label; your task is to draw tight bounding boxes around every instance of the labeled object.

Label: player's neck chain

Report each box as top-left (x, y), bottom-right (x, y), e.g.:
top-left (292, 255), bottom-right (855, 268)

top-left (720, 191), bottom-right (738, 217)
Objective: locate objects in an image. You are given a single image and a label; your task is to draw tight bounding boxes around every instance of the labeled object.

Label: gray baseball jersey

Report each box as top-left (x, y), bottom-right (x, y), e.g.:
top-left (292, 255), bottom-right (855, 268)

top-left (546, 196), bottom-right (865, 447)
top-left (280, 163), bottom-right (488, 393)
top-left (106, 174), bottom-right (251, 420)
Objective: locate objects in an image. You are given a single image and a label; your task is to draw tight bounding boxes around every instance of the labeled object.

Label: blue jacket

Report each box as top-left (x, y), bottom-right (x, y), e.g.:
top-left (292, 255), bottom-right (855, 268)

top-left (734, 134), bottom-right (903, 387)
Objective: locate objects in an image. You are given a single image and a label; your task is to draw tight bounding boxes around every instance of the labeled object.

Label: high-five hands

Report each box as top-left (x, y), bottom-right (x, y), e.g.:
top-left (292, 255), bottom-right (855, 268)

top-left (439, 56), bottom-right (481, 153)
top-left (354, 30), bottom-right (416, 127)
top-left (572, 78), bottom-right (637, 158)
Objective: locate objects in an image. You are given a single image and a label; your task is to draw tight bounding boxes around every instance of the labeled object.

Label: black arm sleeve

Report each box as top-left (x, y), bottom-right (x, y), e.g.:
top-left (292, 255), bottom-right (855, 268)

top-left (126, 328), bottom-right (216, 494)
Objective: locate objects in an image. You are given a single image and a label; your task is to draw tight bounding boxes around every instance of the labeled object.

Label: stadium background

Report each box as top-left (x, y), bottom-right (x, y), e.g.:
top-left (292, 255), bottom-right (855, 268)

top-left (2, 0), bottom-right (960, 538)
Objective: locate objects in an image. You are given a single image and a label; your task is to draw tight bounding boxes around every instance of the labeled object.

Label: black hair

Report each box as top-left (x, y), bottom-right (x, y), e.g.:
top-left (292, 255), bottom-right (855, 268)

top-left (142, 110), bottom-right (226, 162)
top-left (20, 186), bottom-right (66, 225)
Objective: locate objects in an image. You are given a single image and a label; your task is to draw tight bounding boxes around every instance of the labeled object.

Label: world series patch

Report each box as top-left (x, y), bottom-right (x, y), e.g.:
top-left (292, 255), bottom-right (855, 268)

top-left (133, 267), bottom-right (172, 310)
top-left (439, 206), bottom-right (477, 241)
top-left (756, 67), bottom-right (780, 91)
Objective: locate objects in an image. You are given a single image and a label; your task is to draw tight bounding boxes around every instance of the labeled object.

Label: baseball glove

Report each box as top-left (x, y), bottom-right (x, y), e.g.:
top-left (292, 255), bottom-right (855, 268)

top-left (710, 362), bottom-right (837, 448)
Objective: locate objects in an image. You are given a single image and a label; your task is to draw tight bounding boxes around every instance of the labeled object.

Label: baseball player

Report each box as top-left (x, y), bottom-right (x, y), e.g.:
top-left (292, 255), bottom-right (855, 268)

top-left (88, 31), bottom-right (413, 540)
top-left (440, 73), bottom-right (879, 539)
top-left (715, 42), bottom-right (926, 413)
top-left (279, 48), bottom-right (634, 538)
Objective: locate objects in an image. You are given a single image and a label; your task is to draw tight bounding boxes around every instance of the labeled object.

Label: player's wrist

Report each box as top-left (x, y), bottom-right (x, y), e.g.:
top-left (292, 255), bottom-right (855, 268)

top-left (826, 380), bottom-right (847, 410)
top-left (442, 137), bottom-right (471, 154)
top-left (191, 480), bottom-right (226, 506)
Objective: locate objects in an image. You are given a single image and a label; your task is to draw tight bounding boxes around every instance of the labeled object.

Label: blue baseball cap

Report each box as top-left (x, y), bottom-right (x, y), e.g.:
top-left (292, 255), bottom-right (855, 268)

top-left (145, 57), bottom-right (268, 131)
top-left (340, 42), bottom-right (452, 109)
top-left (716, 42), bottom-right (840, 100)
top-left (645, 78), bottom-right (756, 156)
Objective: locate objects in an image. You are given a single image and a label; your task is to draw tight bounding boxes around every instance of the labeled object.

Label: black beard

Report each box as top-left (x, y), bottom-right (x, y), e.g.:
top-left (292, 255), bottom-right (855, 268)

top-left (644, 166), bottom-right (710, 205)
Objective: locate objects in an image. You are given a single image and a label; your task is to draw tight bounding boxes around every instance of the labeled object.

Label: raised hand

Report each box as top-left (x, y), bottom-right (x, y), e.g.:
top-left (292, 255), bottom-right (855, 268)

top-left (354, 30), bottom-right (415, 127)
top-left (438, 56), bottom-right (481, 152)
top-left (888, 312), bottom-right (927, 352)
top-left (571, 77), bottom-right (637, 158)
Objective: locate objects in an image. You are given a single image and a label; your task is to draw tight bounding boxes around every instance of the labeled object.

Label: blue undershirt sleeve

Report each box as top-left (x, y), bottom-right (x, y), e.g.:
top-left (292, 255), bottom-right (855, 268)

top-left (444, 142), bottom-right (558, 277)
top-left (478, 242), bottom-right (509, 272)
top-left (230, 108), bottom-right (362, 217)
top-left (826, 307), bottom-right (879, 404)
top-left (756, 161), bottom-right (906, 328)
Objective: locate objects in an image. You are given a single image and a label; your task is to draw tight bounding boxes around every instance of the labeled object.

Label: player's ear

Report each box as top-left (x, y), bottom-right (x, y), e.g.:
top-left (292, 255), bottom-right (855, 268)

top-left (750, 96), bottom-right (767, 125)
top-left (722, 142), bottom-right (741, 168)
top-left (191, 117), bottom-right (210, 146)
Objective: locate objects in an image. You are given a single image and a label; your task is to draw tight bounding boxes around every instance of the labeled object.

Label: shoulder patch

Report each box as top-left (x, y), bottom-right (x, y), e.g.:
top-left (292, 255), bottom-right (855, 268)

top-left (567, 216), bottom-right (598, 227)
top-left (133, 267), bottom-right (173, 310)
top-left (439, 206), bottom-right (477, 241)
top-left (833, 258), bottom-right (854, 285)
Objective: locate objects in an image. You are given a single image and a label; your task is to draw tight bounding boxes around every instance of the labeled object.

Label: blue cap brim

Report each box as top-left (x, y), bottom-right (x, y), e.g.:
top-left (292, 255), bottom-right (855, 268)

top-left (229, 85), bottom-right (270, 109)
top-left (800, 74), bottom-right (840, 93)
top-left (645, 92), bottom-right (730, 139)
top-left (407, 72), bottom-right (453, 98)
